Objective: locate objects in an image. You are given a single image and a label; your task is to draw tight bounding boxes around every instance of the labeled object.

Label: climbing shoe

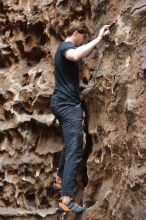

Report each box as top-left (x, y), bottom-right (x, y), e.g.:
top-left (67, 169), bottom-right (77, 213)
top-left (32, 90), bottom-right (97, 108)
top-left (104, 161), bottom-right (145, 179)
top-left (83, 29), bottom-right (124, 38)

top-left (58, 201), bottom-right (86, 214)
top-left (47, 177), bottom-right (62, 191)
top-left (53, 181), bottom-right (62, 191)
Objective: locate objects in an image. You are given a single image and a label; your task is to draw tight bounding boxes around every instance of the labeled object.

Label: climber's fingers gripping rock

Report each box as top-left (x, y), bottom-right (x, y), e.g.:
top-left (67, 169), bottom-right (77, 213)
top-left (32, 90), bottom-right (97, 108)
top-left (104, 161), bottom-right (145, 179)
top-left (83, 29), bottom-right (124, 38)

top-left (98, 25), bottom-right (110, 39)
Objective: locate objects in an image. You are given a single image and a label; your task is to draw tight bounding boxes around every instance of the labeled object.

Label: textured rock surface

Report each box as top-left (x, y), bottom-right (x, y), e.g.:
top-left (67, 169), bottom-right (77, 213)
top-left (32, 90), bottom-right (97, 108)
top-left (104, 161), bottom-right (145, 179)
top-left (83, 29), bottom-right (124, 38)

top-left (0, 0), bottom-right (145, 219)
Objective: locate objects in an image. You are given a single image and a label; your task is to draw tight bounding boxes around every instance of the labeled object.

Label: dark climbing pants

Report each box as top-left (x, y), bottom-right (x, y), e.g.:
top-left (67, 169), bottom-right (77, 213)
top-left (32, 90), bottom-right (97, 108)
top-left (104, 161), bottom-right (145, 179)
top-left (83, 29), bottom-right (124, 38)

top-left (50, 95), bottom-right (83, 196)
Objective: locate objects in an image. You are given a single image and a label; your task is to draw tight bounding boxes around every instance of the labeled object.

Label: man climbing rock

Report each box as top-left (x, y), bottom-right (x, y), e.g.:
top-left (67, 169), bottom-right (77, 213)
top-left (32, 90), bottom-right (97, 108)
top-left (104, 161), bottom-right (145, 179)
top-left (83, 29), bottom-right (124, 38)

top-left (50, 21), bottom-right (109, 214)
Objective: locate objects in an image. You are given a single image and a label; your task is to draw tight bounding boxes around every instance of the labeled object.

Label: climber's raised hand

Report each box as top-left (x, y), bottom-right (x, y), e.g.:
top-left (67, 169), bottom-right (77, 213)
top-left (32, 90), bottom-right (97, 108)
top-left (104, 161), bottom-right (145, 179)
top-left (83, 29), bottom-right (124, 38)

top-left (98, 25), bottom-right (110, 40)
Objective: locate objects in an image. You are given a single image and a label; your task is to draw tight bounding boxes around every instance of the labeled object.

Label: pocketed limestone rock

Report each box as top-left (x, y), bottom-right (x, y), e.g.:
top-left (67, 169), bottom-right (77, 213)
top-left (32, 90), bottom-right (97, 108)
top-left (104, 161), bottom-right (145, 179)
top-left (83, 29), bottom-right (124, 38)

top-left (0, 0), bottom-right (145, 220)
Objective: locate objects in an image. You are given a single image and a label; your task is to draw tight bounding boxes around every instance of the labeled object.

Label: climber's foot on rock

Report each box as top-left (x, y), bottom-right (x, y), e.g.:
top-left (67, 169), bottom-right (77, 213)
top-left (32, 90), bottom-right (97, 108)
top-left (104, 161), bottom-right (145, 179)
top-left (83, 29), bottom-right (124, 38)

top-left (58, 201), bottom-right (86, 214)
top-left (53, 181), bottom-right (62, 191)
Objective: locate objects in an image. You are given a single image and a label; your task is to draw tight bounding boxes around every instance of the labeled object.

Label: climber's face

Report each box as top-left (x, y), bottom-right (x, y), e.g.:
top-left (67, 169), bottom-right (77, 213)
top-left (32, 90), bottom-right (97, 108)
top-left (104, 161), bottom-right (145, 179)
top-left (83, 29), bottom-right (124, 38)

top-left (74, 30), bottom-right (87, 46)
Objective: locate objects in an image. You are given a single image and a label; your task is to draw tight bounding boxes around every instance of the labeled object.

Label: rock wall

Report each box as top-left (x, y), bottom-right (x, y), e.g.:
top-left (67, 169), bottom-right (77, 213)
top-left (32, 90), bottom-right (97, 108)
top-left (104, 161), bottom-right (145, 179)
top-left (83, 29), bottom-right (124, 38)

top-left (0, 0), bottom-right (145, 219)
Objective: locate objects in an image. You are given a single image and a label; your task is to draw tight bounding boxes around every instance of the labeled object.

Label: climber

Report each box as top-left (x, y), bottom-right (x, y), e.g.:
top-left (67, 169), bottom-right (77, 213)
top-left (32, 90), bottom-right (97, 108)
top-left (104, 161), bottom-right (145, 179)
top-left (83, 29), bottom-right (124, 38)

top-left (50, 21), bottom-right (110, 214)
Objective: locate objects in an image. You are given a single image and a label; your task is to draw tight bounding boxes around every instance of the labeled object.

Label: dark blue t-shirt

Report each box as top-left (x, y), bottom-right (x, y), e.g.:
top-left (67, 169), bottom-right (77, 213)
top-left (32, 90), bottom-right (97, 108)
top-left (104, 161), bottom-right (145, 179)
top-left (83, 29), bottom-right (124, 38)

top-left (53, 41), bottom-right (80, 103)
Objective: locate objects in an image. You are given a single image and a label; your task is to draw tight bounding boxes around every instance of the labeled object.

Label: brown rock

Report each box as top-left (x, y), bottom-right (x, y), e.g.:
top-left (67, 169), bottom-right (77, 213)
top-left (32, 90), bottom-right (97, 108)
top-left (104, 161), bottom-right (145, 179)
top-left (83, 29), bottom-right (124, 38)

top-left (0, 0), bottom-right (145, 219)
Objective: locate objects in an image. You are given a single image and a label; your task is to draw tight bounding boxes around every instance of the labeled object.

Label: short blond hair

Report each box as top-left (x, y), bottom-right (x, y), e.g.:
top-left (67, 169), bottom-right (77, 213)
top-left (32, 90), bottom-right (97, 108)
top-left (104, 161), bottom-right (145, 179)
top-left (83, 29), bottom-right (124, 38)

top-left (67, 20), bottom-right (91, 36)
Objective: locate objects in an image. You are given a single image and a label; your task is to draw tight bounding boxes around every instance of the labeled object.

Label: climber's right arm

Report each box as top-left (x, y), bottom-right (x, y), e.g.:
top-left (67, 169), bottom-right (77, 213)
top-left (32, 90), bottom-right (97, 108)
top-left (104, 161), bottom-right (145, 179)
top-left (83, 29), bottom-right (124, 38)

top-left (65, 25), bottom-right (110, 62)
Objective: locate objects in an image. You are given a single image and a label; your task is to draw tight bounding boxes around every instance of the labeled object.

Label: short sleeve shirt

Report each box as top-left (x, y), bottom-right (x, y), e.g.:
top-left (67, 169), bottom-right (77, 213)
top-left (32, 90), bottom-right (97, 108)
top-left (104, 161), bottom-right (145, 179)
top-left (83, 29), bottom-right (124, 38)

top-left (53, 41), bottom-right (80, 103)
